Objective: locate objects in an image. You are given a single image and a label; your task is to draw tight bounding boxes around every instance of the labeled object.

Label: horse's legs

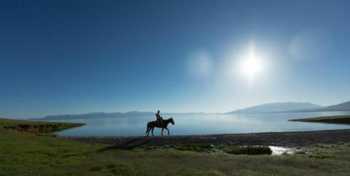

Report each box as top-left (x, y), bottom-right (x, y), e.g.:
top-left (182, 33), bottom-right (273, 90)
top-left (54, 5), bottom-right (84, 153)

top-left (151, 128), bottom-right (154, 136)
top-left (166, 128), bottom-right (170, 135)
top-left (146, 127), bottom-right (150, 136)
top-left (161, 128), bottom-right (164, 136)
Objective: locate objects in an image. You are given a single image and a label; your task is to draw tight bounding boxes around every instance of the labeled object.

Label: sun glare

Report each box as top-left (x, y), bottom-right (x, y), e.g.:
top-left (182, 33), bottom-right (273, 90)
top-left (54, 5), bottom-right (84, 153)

top-left (238, 44), bottom-right (265, 81)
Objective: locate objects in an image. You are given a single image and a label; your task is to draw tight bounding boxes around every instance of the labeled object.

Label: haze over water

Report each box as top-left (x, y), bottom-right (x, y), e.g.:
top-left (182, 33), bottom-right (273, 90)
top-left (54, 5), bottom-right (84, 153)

top-left (55, 111), bottom-right (350, 137)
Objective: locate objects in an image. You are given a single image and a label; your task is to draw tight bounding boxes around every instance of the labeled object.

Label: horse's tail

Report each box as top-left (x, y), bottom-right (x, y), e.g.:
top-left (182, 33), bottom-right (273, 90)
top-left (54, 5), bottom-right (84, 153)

top-left (145, 122), bottom-right (151, 135)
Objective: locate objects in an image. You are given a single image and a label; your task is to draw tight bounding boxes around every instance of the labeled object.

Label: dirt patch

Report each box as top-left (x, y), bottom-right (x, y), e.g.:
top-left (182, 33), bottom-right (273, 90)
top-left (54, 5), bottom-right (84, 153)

top-left (67, 129), bottom-right (350, 148)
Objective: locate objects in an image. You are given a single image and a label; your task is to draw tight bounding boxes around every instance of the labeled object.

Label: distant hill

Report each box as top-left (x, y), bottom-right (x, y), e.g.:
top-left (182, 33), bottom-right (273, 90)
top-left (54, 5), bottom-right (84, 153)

top-left (322, 101), bottom-right (350, 111)
top-left (40, 101), bottom-right (350, 120)
top-left (42, 111), bottom-right (154, 120)
top-left (228, 102), bottom-right (323, 114)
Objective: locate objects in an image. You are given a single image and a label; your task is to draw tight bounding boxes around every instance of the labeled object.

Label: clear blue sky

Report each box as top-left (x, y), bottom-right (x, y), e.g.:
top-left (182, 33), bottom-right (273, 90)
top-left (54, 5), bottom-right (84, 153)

top-left (1, 0), bottom-right (350, 118)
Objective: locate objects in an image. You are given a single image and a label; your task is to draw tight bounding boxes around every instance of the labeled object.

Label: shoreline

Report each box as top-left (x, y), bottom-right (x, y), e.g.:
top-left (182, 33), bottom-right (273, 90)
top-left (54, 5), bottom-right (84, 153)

top-left (63, 128), bottom-right (350, 148)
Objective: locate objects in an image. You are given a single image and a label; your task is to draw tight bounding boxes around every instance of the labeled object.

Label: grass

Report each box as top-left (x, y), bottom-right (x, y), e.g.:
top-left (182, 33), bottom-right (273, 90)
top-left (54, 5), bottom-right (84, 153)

top-left (1, 118), bottom-right (350, 176)
top-left (290, 115), bottom-right (350, 124)
top-left (0, 118), bottom-right (83, 134)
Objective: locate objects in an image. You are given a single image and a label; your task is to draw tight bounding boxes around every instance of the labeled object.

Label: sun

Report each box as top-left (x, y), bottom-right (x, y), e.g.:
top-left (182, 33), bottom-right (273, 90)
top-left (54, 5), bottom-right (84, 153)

top-left (238, 45), bottom-right (265, 81)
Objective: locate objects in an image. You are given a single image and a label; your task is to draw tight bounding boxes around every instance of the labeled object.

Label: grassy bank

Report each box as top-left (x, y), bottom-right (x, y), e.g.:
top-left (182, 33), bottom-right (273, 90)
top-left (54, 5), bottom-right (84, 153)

top-left (2, 118), bottom-right (350, 176)
top-left (0, 118), bottom-right (84, 134)
top-left (290, 115), bottom-right (350, 124)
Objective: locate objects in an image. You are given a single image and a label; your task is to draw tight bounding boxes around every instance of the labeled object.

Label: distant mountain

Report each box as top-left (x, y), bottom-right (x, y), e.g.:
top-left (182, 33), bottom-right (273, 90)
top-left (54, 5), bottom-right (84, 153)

top-left (322, 101), bottom-right (350, 111)
top-left (228, 102), bottom-right (323, 114)
top-left (42, 111), bottom-right (154, 120)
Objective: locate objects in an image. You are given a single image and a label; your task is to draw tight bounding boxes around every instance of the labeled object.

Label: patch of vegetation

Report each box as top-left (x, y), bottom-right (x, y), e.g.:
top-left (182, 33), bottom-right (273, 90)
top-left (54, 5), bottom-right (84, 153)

top-left (143, 144), bottom-right (272, 155)
top-left (0, 118), bottom-right (83, 134)
top-left (290, 115), bottom-right (350, 124)
top-left (223, 145), bottom-right (272, 155)
top-left (2, 118), bottom-right (350, 176)
top-left (173, 144), bottom-right (216, 152)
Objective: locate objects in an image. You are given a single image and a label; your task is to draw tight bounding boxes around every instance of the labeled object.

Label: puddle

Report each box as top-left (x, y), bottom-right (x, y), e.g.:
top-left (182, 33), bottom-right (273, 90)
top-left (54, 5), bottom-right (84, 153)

top-left (269, 146), bottom-right (298, 155)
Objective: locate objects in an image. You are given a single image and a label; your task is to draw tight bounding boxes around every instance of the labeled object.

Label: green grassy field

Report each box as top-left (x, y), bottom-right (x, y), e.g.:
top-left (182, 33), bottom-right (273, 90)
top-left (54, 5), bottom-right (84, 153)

top-left (0, 118), bottom-right (84, 134)
top-left (290, 115), bottom-right (350, 124)
top-left (1, 118), bottom-right (350, 176)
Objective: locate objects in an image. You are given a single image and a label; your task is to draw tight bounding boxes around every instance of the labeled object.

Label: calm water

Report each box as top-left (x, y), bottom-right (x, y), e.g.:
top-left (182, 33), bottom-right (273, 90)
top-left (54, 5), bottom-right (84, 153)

top-left (54, 111), bottom-right (350, 137)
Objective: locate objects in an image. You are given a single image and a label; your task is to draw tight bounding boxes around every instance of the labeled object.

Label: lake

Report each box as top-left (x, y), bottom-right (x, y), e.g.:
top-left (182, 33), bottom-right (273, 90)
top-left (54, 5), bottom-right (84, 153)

top-left (53, 111), bottom-right (350, 137)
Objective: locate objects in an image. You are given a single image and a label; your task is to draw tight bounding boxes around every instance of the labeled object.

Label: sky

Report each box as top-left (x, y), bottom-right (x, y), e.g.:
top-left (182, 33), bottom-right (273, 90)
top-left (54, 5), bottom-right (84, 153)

top-left (1, 0), bottom-right (350, 118)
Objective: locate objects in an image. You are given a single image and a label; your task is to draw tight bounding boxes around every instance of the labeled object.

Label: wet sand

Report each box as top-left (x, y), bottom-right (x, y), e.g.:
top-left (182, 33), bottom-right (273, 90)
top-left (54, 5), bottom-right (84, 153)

top-left (63, 129), bottom-right (350, 148)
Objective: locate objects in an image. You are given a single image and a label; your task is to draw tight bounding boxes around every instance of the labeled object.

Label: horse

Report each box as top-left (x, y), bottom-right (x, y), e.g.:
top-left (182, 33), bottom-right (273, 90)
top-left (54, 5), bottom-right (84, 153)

top-left (145, 117), bottom-right (175, 136)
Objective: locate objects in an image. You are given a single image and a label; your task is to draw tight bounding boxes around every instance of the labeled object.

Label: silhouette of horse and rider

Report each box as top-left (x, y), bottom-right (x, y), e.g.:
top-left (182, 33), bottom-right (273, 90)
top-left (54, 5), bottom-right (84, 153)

top-left (146, 110), bottom-right (175, 136)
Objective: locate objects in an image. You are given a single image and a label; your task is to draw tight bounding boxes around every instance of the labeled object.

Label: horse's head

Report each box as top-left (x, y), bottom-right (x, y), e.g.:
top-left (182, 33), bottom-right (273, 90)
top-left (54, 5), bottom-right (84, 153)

top-left (169, 117), bottom-right (175, 125)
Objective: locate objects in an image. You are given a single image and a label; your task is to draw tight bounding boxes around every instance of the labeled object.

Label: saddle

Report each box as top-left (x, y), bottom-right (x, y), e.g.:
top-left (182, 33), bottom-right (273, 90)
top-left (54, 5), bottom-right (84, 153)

top-left (156, 118), bottom-right (164, 126)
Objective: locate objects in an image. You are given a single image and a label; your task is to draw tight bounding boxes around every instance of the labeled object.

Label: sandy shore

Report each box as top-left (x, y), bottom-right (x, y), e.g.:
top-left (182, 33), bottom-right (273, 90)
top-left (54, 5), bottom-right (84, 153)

top-left (63, 129), bottom-right (350, 148)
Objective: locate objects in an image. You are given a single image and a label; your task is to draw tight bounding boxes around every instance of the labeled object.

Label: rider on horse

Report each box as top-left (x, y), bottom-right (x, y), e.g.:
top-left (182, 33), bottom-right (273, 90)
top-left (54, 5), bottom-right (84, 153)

top-left (146, 110), bottom-right (175, 136)
top-left (155, 110), bottom-right (163, 126)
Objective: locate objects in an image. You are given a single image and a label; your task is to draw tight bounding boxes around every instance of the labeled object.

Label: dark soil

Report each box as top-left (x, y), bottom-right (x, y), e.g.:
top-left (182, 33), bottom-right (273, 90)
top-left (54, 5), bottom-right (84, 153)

top-left (65, 129), bottom-right (350, 148)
